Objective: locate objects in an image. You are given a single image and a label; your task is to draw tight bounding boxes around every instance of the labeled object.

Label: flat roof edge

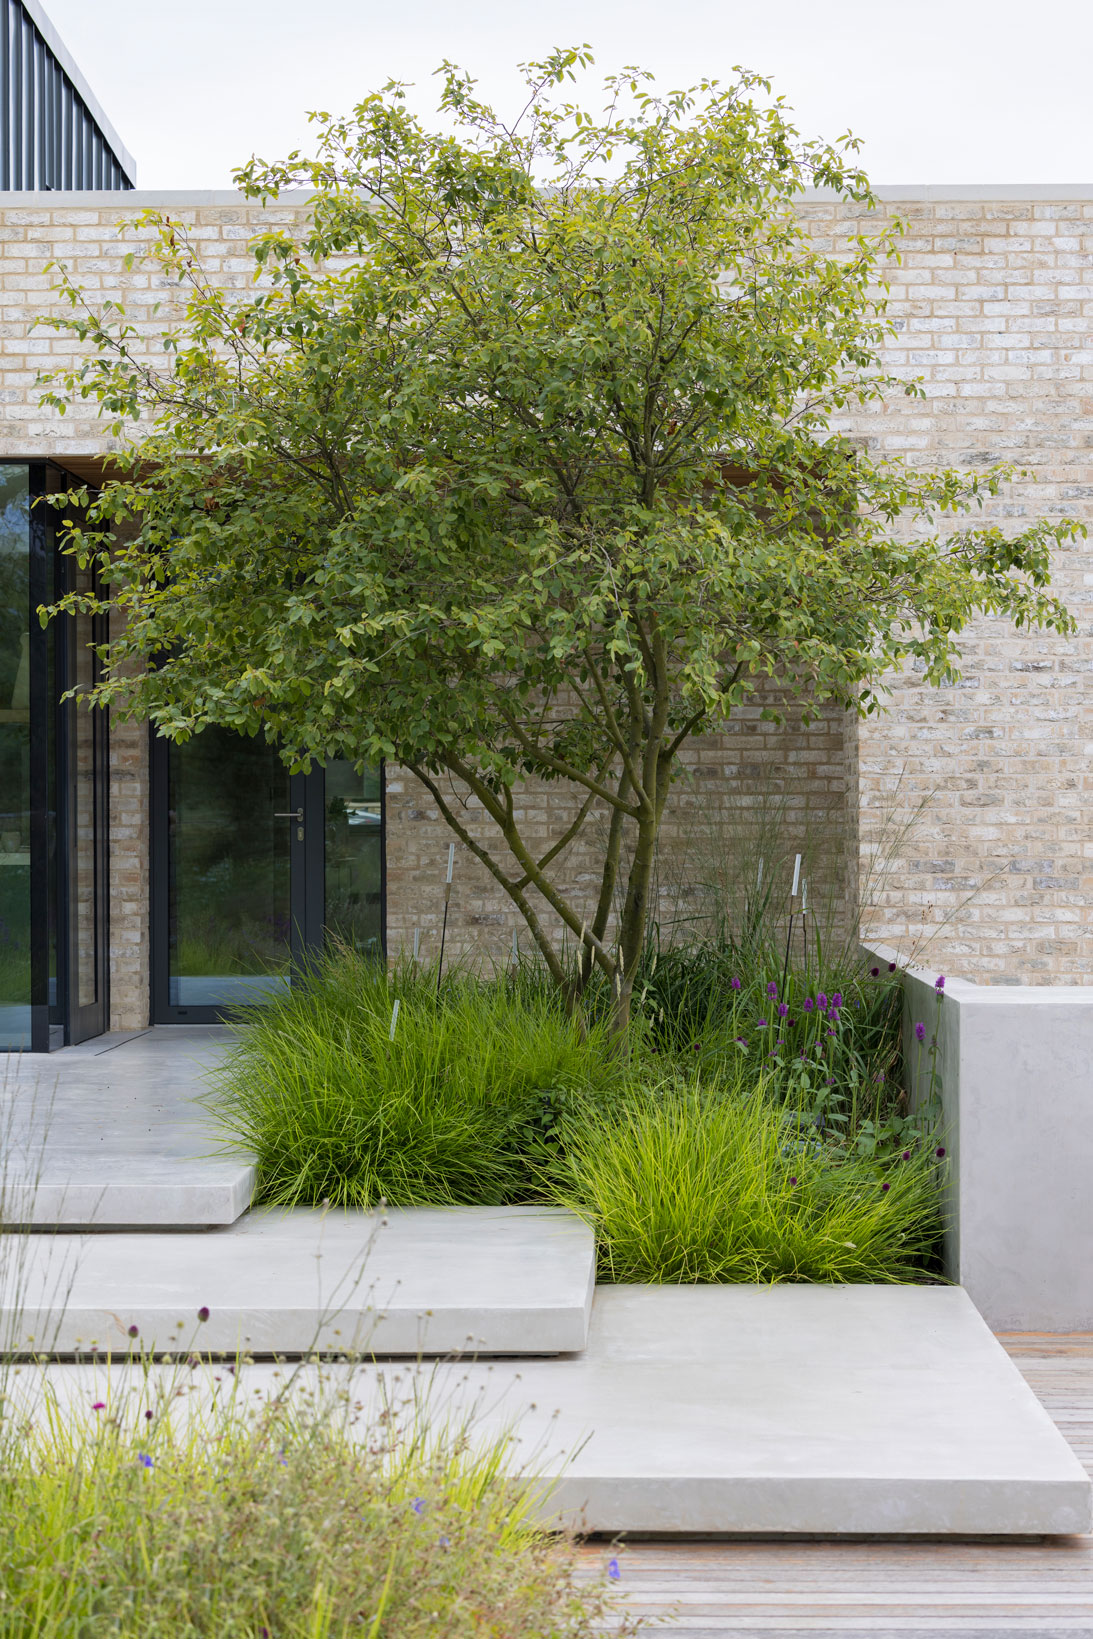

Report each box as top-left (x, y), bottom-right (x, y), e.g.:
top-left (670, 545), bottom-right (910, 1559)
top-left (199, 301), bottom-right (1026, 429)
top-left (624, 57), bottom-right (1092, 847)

top-left (16, 0), bottom-right (137, 183)
top-left (0, 183), bottom-right (1092, 209)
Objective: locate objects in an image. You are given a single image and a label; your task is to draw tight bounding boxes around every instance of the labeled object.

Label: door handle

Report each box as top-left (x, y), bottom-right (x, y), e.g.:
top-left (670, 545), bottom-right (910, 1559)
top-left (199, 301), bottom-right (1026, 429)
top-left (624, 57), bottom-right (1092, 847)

top-left (274, 809), bottom-right (304, 822)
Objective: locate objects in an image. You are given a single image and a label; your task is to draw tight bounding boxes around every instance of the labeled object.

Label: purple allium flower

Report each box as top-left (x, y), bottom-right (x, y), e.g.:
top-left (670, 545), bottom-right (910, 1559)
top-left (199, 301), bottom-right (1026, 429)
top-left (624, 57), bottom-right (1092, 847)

top-left (881, 1181), bottom-right (891, 1192)
top-left (137, 1454), bottom-right (153, 1469)
top-left (789, 1176), bottom-right (798, 1187)
top-left (735, 1036), bottom-right (748, 1047)
top-left (817, 992), bottom-right (828, 1010)
top-left (757, 1018), bottom-right (768, 1029)
top-left (128, 1325), bottom-right (139, 1338)
top-left (607, 1557), bottom-right (621, 1581)
top-left (91, 1402), bottom-right (105, 1412)
top-left (901, 1149), bottom-right (911, 1161)
top-left (767, 981), bottom-right (778, 999)
top-left (803, 998), bottom-right (814, 1012)
top-left (777, 1002), bottom-right (788, 1017)
top-left (197, 1306), bottom-right (210, 1324)
top-left (411, 1498), bottom-right (425, 1516)
top-left (936, 1146), bottom-right (946, 1159)
top-left (914, 1021), bottom-right (926, 1042)
top-left (144, 1409), bottom-right (153, 1421)
top-left (935, 974), bottom-right (946, 992)
top-left (870, 966), bottom-right (880, 977)
top-left (888, 962), bottom-right (897, 973)
top-left (731, 976), bottom-right (741, 990)
top-left (827, 1029), bottom-right (836, 1038)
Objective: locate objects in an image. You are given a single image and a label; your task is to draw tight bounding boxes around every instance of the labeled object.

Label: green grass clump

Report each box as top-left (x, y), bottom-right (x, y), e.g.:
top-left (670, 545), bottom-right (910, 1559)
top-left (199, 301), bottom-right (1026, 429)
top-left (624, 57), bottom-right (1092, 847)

top-left (208, 947), bottom-right (621, 1209)
top-left (548, 1079), bottom-right (943, 1284)
top-left (0, 1399), bottom-right (634, 1638)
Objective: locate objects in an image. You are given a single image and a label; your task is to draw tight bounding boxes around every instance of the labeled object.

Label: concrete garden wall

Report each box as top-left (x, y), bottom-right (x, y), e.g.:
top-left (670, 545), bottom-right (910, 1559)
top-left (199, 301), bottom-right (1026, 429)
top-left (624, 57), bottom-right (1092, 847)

top-left (870, 945), bottom-right (1093, 1332)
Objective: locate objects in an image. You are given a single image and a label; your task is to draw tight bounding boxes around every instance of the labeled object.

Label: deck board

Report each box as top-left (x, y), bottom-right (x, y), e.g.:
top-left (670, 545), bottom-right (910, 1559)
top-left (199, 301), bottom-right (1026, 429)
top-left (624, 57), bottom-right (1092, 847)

top-left (576, 1333), bottom-right (1093, 1635)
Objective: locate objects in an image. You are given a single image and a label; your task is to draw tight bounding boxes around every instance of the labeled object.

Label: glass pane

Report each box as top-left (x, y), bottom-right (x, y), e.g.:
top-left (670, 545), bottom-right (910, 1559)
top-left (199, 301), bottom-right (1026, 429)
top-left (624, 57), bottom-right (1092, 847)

top-left (72, 600), bottom-right (99, 1009)
top-left (168, 727), bottom-right (292, 1007)
top-left (324, 758), bottom-right (382, 956)
top-left (0, 467), bottom-right (31, 1049)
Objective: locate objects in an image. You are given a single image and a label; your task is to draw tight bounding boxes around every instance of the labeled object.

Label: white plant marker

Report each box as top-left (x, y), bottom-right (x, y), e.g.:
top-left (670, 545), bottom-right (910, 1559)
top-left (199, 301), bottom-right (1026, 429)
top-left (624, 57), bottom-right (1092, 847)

top-left (412, 928), bottom-right (421, 962)
top-left (389, 998), bottom-right (400, 1041)
top-left (791, 853), bottom-right (801, 898)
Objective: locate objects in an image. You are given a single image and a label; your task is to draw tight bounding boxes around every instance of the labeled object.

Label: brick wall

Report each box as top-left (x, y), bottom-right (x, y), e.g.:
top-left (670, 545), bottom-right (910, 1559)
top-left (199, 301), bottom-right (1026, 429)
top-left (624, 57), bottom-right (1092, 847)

top-left (0, 187), bottom-right (1088, 1006)
top-left (803, 191), bottom-right (1093, 983)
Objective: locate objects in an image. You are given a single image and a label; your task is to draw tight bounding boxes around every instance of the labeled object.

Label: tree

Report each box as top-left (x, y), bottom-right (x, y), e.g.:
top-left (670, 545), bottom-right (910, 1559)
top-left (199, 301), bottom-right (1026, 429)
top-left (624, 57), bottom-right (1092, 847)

top-left (40, 51), bottom-right (1076, 1033)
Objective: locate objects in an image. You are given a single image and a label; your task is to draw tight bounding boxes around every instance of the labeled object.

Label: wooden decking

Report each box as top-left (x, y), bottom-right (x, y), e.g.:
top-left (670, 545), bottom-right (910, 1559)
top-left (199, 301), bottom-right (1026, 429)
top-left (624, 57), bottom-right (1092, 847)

top-left (577, 1334), bottom-right (1093, 1636)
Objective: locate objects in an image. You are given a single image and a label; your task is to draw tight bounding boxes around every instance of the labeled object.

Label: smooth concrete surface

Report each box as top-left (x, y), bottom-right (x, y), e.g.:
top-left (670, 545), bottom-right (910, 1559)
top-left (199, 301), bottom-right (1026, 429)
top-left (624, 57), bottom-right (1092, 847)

top-left (1, 1206), bottom-right (596, 1357)
top-left (870, 944), bottom-right (1093, 1333)
top-left (0, 1027), bottom-right (254, 1228)
top-left (16, 1286), bottom-right (1091, 1537)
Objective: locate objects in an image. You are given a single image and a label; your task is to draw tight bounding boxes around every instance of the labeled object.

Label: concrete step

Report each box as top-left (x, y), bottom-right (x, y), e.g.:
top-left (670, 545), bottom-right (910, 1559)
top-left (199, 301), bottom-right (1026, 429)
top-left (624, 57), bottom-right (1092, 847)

top-left (353, 1285), bottom-right (1091, 1535)
top-left (3, 1027), bottom-right (251, 1229)
top-left (2, 1206), bottom-right (596, 1357)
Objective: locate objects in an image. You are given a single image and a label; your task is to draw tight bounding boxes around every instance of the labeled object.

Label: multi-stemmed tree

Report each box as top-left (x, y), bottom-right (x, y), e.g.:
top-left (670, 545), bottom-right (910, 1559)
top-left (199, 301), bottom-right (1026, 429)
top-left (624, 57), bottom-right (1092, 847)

top-left (41, 51), bottom-right (1075, 1031)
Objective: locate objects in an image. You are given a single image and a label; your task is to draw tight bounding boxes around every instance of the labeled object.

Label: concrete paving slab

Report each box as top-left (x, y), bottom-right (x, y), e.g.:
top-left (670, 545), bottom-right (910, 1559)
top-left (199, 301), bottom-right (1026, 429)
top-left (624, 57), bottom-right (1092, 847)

top-left (1, 1206), bottom-right (596, 1357)
top-left (1, 1027), bottom-right (253, 1227)
top-left (9, 1285), bottom-right (1087, 1535)
top-left (349, 1285), bottom-right (1092, 1535)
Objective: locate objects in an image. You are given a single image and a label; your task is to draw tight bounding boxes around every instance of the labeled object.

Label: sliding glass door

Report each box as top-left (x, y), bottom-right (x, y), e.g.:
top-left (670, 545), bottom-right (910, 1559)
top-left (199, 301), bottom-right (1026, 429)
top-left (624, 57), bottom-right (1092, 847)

top-left (151, 733), bottom-right (383, 1022)
top-left (0, 460), bottom-right (109, 1051)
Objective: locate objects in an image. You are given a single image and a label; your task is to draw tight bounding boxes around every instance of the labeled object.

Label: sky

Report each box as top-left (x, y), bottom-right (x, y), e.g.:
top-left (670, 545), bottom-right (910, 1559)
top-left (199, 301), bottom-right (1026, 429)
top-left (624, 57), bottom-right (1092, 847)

top-left (43, 0), bottom-right (1093, 191)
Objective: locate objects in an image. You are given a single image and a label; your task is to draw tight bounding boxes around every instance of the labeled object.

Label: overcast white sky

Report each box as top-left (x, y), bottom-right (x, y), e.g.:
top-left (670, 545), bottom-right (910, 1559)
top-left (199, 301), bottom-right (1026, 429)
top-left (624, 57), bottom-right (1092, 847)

top-left (43, 0), bottom-right (1093, 190)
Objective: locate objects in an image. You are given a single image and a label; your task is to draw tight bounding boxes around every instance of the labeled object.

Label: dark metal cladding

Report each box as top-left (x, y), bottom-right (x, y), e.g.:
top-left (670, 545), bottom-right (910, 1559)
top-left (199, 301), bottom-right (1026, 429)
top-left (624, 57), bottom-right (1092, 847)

top-left (0, 0), bottom-right (133, 189)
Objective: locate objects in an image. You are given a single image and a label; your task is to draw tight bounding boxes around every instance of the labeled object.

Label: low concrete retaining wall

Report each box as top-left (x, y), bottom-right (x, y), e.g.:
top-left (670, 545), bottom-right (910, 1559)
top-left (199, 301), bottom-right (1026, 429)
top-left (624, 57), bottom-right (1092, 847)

top-left (868, 946), bottom-right (1093, 1332)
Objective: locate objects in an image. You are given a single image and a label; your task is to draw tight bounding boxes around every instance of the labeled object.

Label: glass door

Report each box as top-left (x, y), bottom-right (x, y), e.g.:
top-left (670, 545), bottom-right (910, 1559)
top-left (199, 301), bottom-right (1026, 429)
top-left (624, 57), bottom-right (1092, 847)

top-left (151, 733), bottom-right (384, 1022)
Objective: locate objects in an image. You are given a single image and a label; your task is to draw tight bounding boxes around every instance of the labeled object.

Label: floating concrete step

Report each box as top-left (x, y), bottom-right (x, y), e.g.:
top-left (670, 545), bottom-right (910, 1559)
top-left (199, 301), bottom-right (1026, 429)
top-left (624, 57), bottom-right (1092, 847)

top-left (2, 1206), bottom-right (596, 1357)
top-left (351, 1285), bottom-right (1092, 1535)
top-left (2, 1027), bottom-right (251, 1229)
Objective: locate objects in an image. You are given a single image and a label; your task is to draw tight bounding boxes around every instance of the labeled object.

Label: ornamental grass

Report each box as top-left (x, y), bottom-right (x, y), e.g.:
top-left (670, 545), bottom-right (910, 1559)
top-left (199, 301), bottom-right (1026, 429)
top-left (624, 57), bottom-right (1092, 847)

top-left (546, 1078), bottom-right (944, 1285)
top-left (0, 1385), bottom-right (634, 1639)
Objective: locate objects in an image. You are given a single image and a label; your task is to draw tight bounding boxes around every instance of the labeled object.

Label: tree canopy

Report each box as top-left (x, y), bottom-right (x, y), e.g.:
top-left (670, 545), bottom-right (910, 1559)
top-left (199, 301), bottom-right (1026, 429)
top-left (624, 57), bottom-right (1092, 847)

top-left (40, 51), bottom-right (1077, 1028)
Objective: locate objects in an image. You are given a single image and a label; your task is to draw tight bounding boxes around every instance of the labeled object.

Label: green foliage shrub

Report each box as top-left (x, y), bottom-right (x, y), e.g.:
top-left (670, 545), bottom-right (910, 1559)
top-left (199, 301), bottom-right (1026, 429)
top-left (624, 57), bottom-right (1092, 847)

top-left (547, 1078), bottom-right (943, 1285)
top-left (0, 1395), bottom-right (633, 1638)
top-left (208, 947), bottom-right (621, 1209)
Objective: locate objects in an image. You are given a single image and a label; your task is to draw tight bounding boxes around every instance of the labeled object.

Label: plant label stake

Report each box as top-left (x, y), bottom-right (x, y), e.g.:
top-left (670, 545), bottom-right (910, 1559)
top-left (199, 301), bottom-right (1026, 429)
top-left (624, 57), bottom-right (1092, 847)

top-left (412, 928), bottom-right (421, 963)
top-left (510, 927), bottom-right (519, 981)
top-left (436, 843), bottom-right (455, 997)
top-left (389, 998), bottom-right (400, 1041)
top-left (781, 853), bottom-right (802, 999)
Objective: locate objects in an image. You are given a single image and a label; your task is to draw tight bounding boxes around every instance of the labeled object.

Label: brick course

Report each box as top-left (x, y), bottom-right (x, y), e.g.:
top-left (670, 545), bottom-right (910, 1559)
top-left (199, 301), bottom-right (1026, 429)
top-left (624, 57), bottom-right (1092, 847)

top-left (0, 187), bottom-right (1088, 1006)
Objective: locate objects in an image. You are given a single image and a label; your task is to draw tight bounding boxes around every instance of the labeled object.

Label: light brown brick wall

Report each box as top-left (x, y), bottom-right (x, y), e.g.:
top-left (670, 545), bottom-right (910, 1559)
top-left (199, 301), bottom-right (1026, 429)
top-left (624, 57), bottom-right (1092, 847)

top-left (0, 188), bottom-right (1088, 1007)
top-left (803, 192), bottom-right (1093, 983)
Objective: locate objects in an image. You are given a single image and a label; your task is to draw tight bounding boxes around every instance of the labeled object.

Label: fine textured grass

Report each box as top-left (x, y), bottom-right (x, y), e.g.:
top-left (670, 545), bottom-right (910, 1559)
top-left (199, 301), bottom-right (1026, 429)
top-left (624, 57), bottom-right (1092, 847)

top-left (207, 948), bottom-right (622, 1209)
top-left (0, 1391), bottom-right (635, 1639)
top-left (547, 1078), bottom-right (944, 1285)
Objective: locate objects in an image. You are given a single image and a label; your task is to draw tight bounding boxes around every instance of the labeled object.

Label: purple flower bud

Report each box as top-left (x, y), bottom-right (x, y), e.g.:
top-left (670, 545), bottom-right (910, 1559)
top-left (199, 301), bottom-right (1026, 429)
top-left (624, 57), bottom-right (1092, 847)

top-left (935, 974), bottom-right (946, 991)
top-left (870, 966), bottom-right (880, 977)
top-left (817, 992), bottom-right (828, 1009)
top-left (803, 998), bottom-right (814, 1012)
top-left (936, 1146), bottom-right (946, 1159)
top-left (735, 1037), bottom-right (748, 1048)
top-left (91, 1402), bottom-right (106, 1412)
top-left (901, 1149), bottom-right (911, 1161)
top-left (789, 1176), bottom-right (798, 1186)
top-left (888, 962), bottom-right (897, 973)
top-left (197, 1306), bottom-right (210, 1324)
top-left (777, 1002), bottom-right (788, 1017)
top-left (767, 981), bottom-right (778, 999)
top-left (731, 976), bottom-right (741, 990)
top-left (757, 1018), bottom-right (767, 1029)
top-left (832, 992), bottom-right (842, 1007)
top-left (881, 1181), bottom-right (890, 1192)
top-left (914, 1021), bottom-right (926, 1042)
